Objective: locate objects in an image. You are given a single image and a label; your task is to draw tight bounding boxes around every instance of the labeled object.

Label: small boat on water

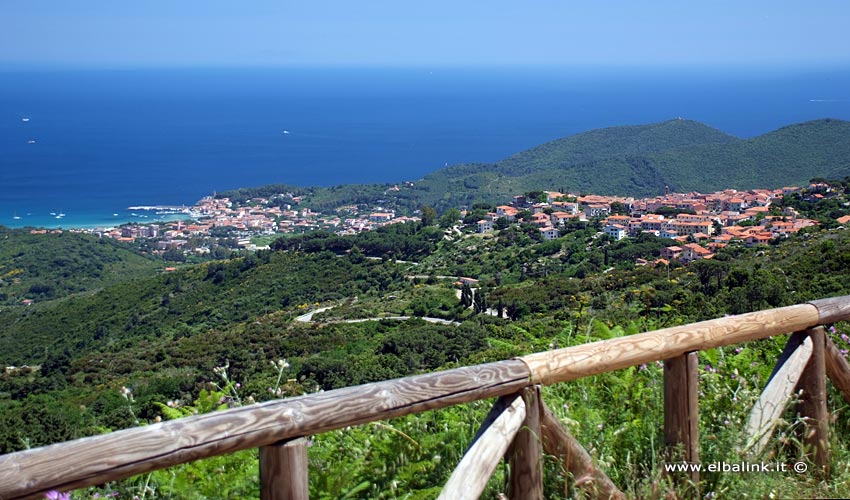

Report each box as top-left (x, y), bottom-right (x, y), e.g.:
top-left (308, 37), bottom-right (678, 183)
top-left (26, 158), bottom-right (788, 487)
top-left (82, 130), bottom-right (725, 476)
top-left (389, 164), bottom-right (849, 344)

top-left (21, 118), bottom-right (30, 122)
top-left (12, 211), bottom-right (20, 220)
top-left (27, 140), bottom-right (36, 144)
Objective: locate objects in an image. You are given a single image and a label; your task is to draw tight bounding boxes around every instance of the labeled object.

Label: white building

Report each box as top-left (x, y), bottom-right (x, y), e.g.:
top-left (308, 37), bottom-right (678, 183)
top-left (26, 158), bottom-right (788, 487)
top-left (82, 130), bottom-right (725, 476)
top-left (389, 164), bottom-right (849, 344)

top-left (604, 224), bottom-right (627, 240)
top-left (540, 226), bottom-right (560, 240)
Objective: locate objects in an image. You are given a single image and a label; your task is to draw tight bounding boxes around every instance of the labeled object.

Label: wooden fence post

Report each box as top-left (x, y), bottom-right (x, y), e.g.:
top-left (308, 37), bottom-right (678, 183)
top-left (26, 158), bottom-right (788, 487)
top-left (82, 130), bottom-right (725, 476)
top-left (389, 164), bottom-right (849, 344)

top-left (664, 352), bottom-right (699, 492)
top-left (507, 386), bottom-right (544, 500)
top-left (260, 438), bottom-right (309, 500)
top-left (438, 394), bottom-right (527, 500)
top-left (824, 335), bottom-right (850, 405)
top-left (539, 401), bottom-right (625, 499)
top-left (744, 333), bottom-right (812, 456)
top-left (797, 326), bottom-right (829, 476)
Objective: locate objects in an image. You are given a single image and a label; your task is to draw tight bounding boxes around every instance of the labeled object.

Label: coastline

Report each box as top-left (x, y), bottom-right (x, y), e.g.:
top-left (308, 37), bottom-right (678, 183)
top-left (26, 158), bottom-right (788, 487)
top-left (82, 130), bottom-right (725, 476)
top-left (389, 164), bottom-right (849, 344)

top-left (1, 212), bottom-right (192, 231)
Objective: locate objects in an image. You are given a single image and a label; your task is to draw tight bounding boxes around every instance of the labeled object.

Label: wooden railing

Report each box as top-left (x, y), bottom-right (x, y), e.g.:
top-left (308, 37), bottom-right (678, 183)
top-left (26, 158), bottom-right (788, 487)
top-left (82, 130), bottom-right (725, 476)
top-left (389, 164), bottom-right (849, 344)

top-left (2, 295), bottom-right (850, 499)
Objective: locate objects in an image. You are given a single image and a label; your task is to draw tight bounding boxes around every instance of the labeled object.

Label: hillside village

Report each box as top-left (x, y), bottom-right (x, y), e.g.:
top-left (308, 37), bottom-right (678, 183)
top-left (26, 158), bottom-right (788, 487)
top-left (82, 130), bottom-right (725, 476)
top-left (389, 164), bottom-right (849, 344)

top-left (48, 180), bottom-right (850, 264)
top-left (479, 183), bottom-right (844, 265)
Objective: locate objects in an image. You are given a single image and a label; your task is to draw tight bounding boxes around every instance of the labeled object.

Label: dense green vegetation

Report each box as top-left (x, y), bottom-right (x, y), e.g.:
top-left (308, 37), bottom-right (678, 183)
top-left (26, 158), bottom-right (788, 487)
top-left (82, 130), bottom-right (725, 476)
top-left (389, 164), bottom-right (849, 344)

top-left (0, 250), bottom-right (407, 365)
top-left (0, 228), bottom-right (159, 305)
top-left (271, 222), bottom-right (443, 261)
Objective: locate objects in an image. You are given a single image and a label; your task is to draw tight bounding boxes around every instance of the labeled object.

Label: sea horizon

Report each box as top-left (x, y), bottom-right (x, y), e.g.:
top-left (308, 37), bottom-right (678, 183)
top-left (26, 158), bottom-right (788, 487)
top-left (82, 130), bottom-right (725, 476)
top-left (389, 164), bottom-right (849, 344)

top-left (2, 65), bottom-right (850, 229)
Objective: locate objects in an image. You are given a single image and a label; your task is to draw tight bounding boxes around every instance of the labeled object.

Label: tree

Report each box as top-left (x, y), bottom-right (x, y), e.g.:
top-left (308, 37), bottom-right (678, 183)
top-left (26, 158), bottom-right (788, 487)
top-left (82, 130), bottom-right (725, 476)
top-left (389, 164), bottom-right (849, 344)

top-left (460, 283), bottom-right (473, 308)
top-left (516, 210), bottom-right (533, 222)
top-left (439, 208), bottom-right (462, 228)
top-left (609, 201), bottom-right (629, 215)
top-left (420, 206), bottom-right (437, 227)
top-left (473, 288), bottom-right (487, 314)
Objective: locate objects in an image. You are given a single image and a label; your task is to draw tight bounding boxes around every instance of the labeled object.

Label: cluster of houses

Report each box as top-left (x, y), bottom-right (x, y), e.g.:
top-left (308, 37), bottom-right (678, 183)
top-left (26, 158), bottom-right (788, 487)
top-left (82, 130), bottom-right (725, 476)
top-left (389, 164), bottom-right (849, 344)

top-left (67, 181), bottom-right (846, 264)
top-left (87, 194), bottom-right (419, 254)
top-left (475, 185), bottom-right (838, 264)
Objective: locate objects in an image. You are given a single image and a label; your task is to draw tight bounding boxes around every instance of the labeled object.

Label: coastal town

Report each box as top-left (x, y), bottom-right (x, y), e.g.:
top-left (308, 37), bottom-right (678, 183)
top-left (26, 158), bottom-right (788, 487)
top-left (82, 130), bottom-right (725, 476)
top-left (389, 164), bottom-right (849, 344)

top-left (34, 181), bottom-right (849, 265)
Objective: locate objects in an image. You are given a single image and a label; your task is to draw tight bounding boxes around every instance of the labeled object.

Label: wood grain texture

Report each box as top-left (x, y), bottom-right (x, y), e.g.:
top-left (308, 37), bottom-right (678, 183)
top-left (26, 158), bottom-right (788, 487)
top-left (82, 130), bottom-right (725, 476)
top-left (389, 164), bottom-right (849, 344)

top-left (663, 352), bottom-right (699, 489)
top-left (521, 304), bottom-right (820, 385)
top-left (507, 387), bottom-right (543, 500)
top-left (437, 394), bottom-right (526, 500)
top-left (0, 359), bottom-right (530, 500)
top-left (825, 335), bottom-right (850, 406)
top-left (797, 327), bottom-right (829, 475)
top-left (744, 333), bottom-right (812, 456)
top-left (540, 402), bottom-right (625, 500)
top-left (809, 295), bottom-right (850, 324)
top-left (260, 438), bottom-right (309, 500)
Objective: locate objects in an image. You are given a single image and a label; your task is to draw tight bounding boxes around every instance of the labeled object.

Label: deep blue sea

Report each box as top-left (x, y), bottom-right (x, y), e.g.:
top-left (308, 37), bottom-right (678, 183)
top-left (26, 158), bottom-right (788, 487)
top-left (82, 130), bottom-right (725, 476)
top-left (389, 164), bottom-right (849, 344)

top-left (2, 66), bottom-right (850, 228)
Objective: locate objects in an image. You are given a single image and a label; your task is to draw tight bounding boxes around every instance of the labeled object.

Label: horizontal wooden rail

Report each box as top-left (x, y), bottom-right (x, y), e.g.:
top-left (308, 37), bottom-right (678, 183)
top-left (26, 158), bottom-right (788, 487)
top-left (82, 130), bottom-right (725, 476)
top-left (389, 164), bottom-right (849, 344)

top-left (0, 361), bottom-right (531, 499)
top-left (1, 295), bottom-right (849, 499)
top-left (520, 303), bottom-right (821, 385)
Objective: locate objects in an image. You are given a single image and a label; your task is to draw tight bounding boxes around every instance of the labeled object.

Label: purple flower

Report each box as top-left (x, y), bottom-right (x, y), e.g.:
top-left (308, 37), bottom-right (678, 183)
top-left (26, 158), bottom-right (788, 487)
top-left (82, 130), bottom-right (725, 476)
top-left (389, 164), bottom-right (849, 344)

top-left (44, 492), bottom-right (71, 500)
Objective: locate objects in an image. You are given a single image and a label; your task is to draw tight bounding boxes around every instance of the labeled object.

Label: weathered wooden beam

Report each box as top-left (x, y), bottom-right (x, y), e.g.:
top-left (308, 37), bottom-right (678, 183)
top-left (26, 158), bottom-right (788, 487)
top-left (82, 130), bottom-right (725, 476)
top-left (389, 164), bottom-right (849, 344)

top-left (437, 394), bottom-right (526, 500)
top-left (809, 296), bottom-right (850, 324)
top-left (744, 333), bottom-right (813, 456)
top-left (260, 438), bottom-right (309, 500)
top-left (663, 352), bottom-right (699, 490)
top-left (540, 402), bottom-right (625, 500)
top-left (507, 387), bottom-right (543, 500)
top-left (0, 360), bottom-right (531, 500)
top-left (797, 327), bottom-right (829, 475)
top-left (521, 304), bottom-right (820, 385)
top-left (824, 335), bottom-right (850, 406)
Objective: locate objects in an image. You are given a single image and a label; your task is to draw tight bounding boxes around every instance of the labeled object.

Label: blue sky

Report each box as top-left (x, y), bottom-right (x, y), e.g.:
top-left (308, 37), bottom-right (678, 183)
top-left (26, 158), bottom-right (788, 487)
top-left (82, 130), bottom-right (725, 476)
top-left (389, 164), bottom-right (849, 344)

top-left (2, 0), bottom-right (849, 68)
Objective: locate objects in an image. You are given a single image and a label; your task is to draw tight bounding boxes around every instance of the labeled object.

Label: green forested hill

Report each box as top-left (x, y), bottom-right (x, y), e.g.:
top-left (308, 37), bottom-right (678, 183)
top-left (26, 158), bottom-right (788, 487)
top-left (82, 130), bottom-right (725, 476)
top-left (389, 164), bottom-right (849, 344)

top-left (647, 118), bottom-right (850, 192)
top-left (234, 118), bottom-right (850, 213)
top-left (496, 118), bottom-right (739, 174)
top-left (0, 228), bottom-right (159, 305)
top-left (399, 118), bottom-right (850, 209)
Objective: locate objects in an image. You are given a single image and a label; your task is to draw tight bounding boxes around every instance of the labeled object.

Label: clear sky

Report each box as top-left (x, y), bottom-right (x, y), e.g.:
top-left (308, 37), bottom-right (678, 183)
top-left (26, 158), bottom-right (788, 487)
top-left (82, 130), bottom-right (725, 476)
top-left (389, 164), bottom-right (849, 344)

top-left (2, 0), bottom-right (849, 68)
